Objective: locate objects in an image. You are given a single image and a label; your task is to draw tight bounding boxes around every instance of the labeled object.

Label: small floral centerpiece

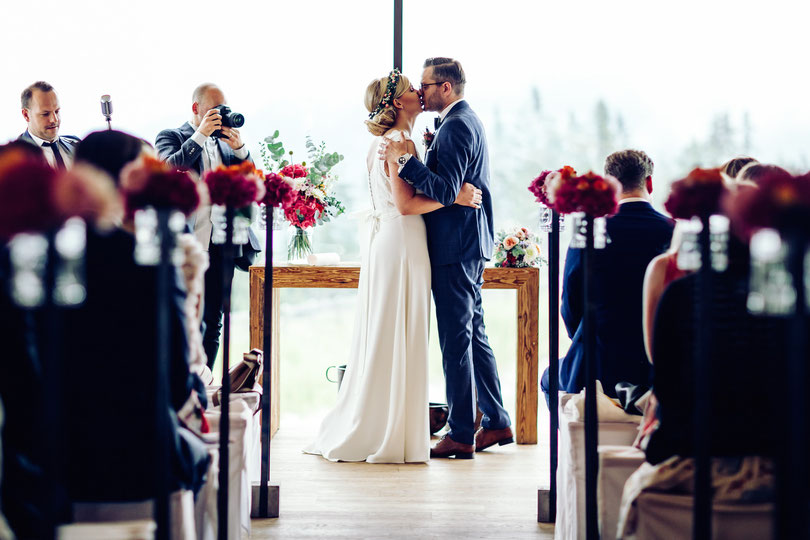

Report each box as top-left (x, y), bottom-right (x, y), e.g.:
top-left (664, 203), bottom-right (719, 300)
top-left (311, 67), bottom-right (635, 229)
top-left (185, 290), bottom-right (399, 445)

top-left (529, 165), bottom-right (576, 232)
top-left (204, 162), bottom-right (265, 245)
top-left (493, 226), bottom-right (544, 268)
top-left (261, 130), bottom-right (345, 261)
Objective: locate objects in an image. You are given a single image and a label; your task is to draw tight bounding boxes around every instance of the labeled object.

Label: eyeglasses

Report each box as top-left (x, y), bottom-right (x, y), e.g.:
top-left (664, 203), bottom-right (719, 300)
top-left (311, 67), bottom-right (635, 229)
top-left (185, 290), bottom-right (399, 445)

top-left (420, 81), bottom-right (445, 90)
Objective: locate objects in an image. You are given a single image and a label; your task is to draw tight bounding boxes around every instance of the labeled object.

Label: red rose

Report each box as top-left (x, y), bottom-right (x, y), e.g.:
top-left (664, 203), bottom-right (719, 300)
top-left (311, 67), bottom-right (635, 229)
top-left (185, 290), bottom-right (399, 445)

top-left (664, 168), bottom-right (727, 220)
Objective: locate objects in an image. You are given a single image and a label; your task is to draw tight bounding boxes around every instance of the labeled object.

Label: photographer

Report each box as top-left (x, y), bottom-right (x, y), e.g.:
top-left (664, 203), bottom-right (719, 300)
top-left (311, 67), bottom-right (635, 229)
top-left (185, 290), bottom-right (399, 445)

top-left (156, 83), bottom-right (261, 370)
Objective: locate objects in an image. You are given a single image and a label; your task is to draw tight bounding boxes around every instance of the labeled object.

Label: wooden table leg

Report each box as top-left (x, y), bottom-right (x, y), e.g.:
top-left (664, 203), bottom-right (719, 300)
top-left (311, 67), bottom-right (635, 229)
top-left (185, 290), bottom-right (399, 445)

top-left (249, 268), bottom-right (280, 438)
top-left (516, 273), bottom-right (539, 444)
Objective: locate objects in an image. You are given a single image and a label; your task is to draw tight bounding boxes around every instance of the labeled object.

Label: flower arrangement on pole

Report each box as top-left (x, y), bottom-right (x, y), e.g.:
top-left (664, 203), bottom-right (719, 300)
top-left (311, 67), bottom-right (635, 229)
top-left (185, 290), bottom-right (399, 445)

top-left (260, 130), bottom-right (345, 261)
top-left (203, 161), bottom-right (265, 246)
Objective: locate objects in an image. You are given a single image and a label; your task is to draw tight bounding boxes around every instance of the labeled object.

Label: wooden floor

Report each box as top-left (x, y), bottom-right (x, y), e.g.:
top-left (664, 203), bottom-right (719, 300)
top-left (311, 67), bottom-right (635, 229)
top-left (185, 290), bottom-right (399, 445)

top-left (250, 428), bottom-right (555, 539)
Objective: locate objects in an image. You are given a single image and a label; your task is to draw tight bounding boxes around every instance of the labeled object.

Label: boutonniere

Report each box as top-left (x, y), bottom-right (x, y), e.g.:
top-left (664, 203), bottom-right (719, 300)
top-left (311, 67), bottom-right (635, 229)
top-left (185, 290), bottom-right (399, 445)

top-left (423, 127), bottom-right (435, 148)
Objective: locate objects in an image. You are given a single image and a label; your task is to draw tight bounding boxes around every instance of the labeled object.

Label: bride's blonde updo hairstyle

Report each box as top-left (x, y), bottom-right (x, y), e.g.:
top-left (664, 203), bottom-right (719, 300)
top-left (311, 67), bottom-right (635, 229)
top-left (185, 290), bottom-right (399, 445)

top-left (364, 69), bottom-right (412, 136)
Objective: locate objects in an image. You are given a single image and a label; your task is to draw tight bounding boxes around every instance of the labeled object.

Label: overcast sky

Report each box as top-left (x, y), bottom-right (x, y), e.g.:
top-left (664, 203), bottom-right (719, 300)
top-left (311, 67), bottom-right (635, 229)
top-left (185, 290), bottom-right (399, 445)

top-left (2, 0), bottom-right (808, 175)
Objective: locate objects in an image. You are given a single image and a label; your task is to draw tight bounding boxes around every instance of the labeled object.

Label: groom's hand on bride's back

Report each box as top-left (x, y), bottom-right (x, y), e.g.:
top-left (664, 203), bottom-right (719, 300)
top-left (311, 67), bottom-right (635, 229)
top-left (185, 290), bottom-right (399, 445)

top-left (379, 138), bottom-right (409, 162)
top-left (454, 182), bottom-right (482, 209)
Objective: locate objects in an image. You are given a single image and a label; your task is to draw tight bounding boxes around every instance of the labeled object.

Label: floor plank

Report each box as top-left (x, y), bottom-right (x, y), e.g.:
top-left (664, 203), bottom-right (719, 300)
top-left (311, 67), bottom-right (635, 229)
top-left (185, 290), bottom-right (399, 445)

top-left (251, 428), bottom-right (555, 539)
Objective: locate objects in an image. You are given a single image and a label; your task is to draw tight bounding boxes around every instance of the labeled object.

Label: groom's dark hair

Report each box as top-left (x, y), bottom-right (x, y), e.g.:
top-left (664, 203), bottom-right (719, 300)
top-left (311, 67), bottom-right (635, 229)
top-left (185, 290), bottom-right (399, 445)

top-left (604, 149), bottom-right (654, 192)
top-left (424, 57), bottom-right (466, 95)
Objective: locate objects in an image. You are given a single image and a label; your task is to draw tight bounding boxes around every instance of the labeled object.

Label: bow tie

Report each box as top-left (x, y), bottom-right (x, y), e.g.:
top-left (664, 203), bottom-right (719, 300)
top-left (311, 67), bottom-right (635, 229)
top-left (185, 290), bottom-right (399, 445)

top-left (434, 117), bottom-right (442, 130)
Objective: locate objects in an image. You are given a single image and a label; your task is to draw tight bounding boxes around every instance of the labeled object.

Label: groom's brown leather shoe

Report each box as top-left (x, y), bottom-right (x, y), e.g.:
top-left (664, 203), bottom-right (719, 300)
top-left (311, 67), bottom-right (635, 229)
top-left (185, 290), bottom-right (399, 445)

top-left (430, 434), bottom-right (475, 459)
top-left (475, 426), bottom-right (515, 452)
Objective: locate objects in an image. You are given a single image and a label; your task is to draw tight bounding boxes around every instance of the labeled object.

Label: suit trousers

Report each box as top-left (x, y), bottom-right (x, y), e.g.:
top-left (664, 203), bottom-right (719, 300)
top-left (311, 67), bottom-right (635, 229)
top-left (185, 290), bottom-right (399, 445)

top-left (431, 259), bottom-right (510, 445)
top-left (202, 244), bottom-right (235, 370)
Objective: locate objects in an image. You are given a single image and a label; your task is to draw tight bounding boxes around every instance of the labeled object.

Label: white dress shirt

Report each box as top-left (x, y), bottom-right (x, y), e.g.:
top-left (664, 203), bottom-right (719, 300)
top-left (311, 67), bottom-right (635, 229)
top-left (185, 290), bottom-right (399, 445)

top-left (27, 130), bottom-right (74, 169)
top-left (188, 122), bottom-right (249, 172)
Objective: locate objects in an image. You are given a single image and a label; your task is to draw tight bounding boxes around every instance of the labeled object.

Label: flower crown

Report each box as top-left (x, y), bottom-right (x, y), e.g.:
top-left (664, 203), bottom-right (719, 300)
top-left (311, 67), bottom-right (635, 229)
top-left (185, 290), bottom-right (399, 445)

top-left (368, 68), bottom-right (402, 120)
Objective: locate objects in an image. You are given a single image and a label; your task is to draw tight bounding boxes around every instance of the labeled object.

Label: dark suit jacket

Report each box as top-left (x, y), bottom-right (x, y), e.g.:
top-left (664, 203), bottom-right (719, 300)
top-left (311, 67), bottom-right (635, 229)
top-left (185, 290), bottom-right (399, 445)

top-left (559, 201), bottom-right (674, 397)
top-left (646, 267), bottom-right (806, 464)
top-left (155, 122), bottom-right (261, 258)
top-left (61, 228), bottom-right (202, 501)
top-left (400, 101), bottom-right (494, 265)
top-left (18, 130), bottom-right (80, 158)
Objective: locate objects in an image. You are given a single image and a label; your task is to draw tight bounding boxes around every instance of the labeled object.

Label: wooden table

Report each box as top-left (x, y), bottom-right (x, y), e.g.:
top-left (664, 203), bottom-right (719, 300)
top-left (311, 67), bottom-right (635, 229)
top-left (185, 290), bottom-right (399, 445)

top-left (249, 264), bottom-right (540, 444)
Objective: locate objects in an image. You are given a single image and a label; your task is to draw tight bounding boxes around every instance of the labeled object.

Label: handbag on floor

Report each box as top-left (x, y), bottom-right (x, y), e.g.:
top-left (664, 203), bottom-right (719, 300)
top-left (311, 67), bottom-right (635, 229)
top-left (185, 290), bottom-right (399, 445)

top-left (212, 348), bottom-right (263, 408)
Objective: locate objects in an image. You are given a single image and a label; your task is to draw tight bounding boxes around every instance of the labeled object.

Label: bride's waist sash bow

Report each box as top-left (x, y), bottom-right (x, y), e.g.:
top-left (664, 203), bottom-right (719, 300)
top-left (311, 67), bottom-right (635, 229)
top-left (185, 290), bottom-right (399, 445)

top-left (364, 208), bottom-right (402, 234)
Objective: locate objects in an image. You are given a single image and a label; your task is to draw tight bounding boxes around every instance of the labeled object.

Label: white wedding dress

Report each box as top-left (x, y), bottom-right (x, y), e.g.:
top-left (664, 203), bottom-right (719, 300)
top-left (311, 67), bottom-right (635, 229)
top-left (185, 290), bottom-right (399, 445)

top-left (304, 130), bottom-right (431, 463)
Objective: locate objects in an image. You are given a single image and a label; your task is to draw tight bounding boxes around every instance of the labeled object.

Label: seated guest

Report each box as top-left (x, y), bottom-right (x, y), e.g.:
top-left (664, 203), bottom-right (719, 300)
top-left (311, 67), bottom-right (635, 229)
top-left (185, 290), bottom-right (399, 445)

top-left (62, 130), bottom-right (209, 502)
top-left (0, 142), bottom-right (51, 539)
top-left (18, 81), bottom-right (80, 170)
top-left (542, 149), bottom-right (674, 402)
top-left (720, 156), bottom-right (757, 179)
top-left (736, 162), bottom-right (791, 185)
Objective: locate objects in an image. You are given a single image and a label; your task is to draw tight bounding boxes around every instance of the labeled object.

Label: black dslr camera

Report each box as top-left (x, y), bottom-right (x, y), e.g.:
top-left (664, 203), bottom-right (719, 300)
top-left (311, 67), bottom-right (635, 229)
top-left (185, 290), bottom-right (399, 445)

top-left (212, 104), bottom-right (245, 139)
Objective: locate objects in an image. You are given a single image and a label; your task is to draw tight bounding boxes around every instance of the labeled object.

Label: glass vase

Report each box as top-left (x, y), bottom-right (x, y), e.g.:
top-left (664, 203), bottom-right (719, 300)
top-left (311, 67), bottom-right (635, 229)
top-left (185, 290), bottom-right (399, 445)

top-left (287, 227), bottom-right (313, 262)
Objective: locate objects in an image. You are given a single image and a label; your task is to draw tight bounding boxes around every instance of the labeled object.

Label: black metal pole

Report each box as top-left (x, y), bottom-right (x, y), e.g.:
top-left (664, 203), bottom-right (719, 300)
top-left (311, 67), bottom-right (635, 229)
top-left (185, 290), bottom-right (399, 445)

top-left (393, 0), bottom-right (403, 70)
top-left (692, 217), bottom-right (712, 540)
top-left (548, 210), bottom-right (560, 523)
top-left (218, 207), bottom-right (235, 540)
top-left (43, 230), bottom-right (65, 540)
top-left (775, 231), bottom-right (808, 538)
top-left (154, 210), bottom-right (173, 540)
top-left (582, 215), bottom-right (599, 540)
top-left (259, 208), bottom-right (274, 517)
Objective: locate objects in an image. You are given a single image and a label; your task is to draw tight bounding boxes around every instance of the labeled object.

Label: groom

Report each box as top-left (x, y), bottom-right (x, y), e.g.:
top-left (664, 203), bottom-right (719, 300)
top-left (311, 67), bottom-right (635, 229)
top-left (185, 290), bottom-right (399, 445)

top-left (382, 57), bottom-right (512, 458)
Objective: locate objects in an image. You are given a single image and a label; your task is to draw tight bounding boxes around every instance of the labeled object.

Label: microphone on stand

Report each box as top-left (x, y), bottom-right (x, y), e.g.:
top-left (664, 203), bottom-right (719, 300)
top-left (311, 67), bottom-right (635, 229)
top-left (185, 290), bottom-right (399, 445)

top-left (100, 95), bottom-right (113, 130)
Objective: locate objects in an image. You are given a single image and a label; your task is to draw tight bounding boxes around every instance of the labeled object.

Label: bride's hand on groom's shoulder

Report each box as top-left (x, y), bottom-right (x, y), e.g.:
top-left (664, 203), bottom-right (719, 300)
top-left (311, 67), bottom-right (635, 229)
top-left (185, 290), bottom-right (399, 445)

top-left (454, 183), bottom-right (482, 209)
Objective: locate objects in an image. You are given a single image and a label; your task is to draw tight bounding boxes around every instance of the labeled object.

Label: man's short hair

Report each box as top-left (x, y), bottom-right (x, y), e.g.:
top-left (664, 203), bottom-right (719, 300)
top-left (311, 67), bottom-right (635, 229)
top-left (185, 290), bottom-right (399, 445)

top-left (192, 83), bottom-right (218, 104)
top-left (21, 81), bottom-right (54, 109)
top-left (604, 149), bottom-right (654, 192)
top-left (423, 57), bottom-right (466, 95)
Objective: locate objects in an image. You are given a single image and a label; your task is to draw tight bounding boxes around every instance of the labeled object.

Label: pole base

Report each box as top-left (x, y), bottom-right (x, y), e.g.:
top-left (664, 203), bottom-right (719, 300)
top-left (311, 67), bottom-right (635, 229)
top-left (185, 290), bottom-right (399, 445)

top-left (250, 483), bottom-right (280, 518)
top-left (537, 487), bottom-right (554, 523)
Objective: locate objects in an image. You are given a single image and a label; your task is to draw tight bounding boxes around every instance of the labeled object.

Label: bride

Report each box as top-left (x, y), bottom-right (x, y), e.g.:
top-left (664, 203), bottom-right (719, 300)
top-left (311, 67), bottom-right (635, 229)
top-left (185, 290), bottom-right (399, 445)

top-left (304, 69), bottom-right (482, 463)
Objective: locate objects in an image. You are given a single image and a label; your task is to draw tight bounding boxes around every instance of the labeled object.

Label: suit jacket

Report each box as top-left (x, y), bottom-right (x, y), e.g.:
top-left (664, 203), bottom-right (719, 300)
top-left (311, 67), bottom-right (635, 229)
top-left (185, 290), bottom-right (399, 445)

top-left (18, 130), bottom-right (80, 160)
top-left (155, 122), bottom-right (261, 255)
top-left (400, 101), bottom-right (494, 265)
top-left (559, 201), bottom-right (674, 397)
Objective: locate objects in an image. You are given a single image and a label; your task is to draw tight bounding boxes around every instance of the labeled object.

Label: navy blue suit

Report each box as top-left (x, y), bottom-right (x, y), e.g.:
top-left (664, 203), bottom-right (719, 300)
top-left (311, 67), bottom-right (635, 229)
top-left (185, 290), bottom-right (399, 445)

top-left (156, 122), bottom-right (260, 368)
top-left (542, 201), bottom-right (673, 401)
top-left (400, 100), bottom-right (509, 445)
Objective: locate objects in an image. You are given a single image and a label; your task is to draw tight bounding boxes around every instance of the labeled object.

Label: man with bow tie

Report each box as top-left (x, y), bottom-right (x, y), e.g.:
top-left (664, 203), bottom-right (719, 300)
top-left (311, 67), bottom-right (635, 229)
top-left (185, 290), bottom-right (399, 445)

top-left (18, 81), bottom-right (80, 170)
top-left (381, 57), bottom-right (513, 459)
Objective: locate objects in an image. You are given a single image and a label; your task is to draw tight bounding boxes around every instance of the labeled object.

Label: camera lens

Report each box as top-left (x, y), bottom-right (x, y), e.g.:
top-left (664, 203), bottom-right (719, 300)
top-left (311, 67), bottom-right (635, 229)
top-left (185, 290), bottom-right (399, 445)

top-left (228, 112), bottom-right (245, 128)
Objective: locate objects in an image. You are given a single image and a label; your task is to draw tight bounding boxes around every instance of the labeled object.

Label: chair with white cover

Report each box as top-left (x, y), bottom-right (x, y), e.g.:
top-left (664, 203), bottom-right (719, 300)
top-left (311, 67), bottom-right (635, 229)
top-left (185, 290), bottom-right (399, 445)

top-left (598, 445), bottom-right (645, 539)
top-left (555, 390), bottom-right (641, 540)
top-left (628, 492), bottom-right (772, 540)
top-left (69, 490), bottom-right (195, 540)
top-left (58, 520), bottom-right (156, 540)
top-left (197, 395), bottom-right (258, 540)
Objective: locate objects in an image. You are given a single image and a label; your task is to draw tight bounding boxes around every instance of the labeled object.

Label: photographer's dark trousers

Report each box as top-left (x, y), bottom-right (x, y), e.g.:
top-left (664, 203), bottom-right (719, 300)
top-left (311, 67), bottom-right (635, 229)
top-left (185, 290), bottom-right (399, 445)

top-left (202, 243), bottom-right (234, 370)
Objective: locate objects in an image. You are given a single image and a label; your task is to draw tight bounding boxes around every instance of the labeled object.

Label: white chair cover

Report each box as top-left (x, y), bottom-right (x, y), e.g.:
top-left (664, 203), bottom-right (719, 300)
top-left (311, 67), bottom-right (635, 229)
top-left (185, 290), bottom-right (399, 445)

top-left (631, 492), bottom-right (772, 540)
top-left (58, 520), bottom-right (156, 540)
top-left (598, 445), bottom-right (645, 540)
top-left (198, 395), bottom-right (259, 540)
top-left (71, 490), bottom-right (194, 540)
top-left (555, 393), bottom-right (641, 540)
